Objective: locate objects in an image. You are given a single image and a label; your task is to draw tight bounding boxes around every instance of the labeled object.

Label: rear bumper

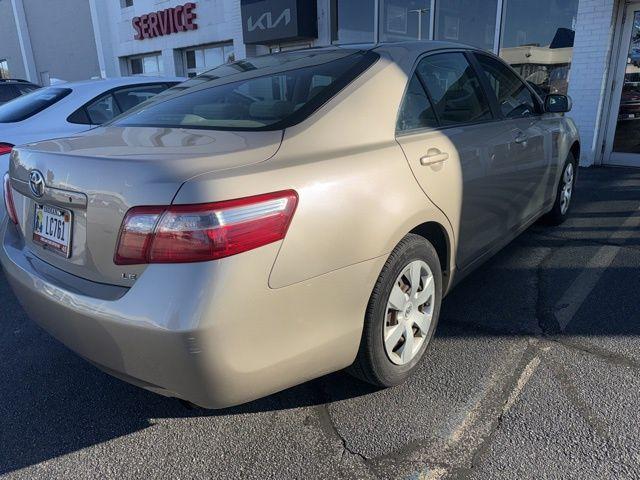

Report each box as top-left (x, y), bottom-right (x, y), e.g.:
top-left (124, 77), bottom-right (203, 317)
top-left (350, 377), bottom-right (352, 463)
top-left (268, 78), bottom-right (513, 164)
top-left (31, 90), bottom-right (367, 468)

top-left (1, 220), bottom-right (385, 408)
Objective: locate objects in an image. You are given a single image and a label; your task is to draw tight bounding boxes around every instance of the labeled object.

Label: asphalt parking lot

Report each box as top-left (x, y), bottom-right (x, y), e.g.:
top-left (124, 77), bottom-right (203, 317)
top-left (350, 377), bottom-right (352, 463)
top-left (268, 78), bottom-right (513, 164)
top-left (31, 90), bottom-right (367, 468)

top-left (1, 167), bottom-right (640, 479)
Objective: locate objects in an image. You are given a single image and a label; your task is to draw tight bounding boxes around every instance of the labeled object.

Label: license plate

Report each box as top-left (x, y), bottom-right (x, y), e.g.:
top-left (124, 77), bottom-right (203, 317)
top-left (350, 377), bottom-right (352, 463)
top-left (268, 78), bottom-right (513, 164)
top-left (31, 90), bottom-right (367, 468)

top-left (33, 204), bottom-right (73, 258)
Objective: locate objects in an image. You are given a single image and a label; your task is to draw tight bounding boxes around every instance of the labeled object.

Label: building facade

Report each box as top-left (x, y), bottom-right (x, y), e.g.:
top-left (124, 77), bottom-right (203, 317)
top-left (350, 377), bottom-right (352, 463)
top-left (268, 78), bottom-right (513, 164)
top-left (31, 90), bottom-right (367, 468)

top-left (0, 0), bottom-right (101, 84)
top-left (0, 0), bottom-right (639, 168)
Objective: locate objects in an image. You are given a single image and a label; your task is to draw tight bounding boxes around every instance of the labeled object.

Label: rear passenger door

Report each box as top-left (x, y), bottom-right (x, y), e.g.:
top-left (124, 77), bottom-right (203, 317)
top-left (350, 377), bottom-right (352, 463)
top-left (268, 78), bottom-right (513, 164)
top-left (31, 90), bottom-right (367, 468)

top-left (472, 53), bottom-right (550, 223)
top-left (396, 51), bottom-right (517, 269)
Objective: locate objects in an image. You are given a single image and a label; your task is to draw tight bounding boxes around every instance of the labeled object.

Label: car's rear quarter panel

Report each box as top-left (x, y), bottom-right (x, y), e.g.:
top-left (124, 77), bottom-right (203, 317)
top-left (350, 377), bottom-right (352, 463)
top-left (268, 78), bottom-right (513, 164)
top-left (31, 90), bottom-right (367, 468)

top-left (172, 52), bottom-right (456, 290)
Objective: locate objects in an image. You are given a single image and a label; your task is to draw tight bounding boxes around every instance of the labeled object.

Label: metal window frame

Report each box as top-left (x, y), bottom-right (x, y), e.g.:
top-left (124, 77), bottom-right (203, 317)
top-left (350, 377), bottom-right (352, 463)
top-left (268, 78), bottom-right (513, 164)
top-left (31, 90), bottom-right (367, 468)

top-left (374, 0), bottom-right (380, 42)
top-left (600, 0), bottom-right (640, 166)
top-left (182, 42), bottom-right (234, 78)
top-left (125, 52), bottom-right (163, 76)
top-left (376, 0), bottom-right (434, 42)
top-left (428, 0), bottom-right (436, 40)
top-left (493, 0), bottom-right (505, 54)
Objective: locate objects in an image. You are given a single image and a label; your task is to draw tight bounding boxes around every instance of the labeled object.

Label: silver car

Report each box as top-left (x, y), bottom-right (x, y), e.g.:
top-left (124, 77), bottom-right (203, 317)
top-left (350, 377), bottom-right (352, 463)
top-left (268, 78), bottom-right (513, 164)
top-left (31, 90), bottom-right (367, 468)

top-left (0, 76), bottom-right (183, 175)
top-left (1, 43), bottom-right (579, 408)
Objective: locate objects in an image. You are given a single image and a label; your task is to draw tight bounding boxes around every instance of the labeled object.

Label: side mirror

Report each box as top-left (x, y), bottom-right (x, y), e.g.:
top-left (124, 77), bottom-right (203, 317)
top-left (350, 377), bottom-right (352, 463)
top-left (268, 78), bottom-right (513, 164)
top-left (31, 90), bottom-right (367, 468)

top-left (545, 94), bottom-right (572, 113)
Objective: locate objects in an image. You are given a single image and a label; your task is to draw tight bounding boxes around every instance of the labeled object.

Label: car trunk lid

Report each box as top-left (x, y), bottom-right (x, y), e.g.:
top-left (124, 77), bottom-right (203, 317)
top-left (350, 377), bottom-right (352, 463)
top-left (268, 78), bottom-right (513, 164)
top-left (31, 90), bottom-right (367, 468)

top-left (8, 126), bottom-right (283, 286)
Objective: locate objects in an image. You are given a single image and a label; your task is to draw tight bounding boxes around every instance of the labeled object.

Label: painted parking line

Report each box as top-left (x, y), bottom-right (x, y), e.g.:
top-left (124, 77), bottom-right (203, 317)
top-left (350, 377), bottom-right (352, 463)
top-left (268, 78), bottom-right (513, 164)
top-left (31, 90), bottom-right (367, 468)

top-left (554, 206), bottom-right (640, 330)
top-left (501, 355), bottom-right (541, 416)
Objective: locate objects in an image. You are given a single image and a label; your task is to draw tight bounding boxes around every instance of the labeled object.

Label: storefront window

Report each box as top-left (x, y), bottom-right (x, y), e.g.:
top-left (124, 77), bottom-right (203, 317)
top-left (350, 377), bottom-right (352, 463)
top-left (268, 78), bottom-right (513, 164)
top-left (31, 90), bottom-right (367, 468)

top-left (184, 44), bottom-right (234, 78)
top-left (434, 0), bottom-right (498, 51)
top-left (500, 0), bottom-right (579, 95)
top-left (0, 60), bottom-right (9, 79)
top-left (334, 0), bottom-right (376, 44)
top-left (380, 0), bottom-right (431, 42)
top-left (128, 53), bottom-right (164, 76)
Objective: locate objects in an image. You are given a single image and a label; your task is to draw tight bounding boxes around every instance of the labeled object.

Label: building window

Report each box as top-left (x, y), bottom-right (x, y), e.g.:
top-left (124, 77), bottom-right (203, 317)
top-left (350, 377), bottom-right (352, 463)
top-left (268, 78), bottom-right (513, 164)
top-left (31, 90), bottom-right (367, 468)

top-left (0, 60), bottom-right (9, 79)
top-left (333, 0), bottom-right (376, 44)
top-left (434, 0), bottom-right (498, 51)
top-left (330, 0), bottom-right (580, 82)
top-left (499, 0), bottom-right (579, 95)
top-left (183, 44), bottom-right (234, 78)
top-left (127, 53), bottom-right (164, 76)
top-left (380, 1), bottom-right (431, 42)
top-left (121, 0), bottom-right (134, 8)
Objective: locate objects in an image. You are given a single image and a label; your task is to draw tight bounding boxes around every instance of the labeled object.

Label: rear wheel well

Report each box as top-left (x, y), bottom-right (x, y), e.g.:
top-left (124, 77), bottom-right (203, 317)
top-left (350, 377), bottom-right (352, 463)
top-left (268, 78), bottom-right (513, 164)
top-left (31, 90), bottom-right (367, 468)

top-left (570, 141), bottom-right (580, 164)
top-left (409, 222), bottom-right (450, 286)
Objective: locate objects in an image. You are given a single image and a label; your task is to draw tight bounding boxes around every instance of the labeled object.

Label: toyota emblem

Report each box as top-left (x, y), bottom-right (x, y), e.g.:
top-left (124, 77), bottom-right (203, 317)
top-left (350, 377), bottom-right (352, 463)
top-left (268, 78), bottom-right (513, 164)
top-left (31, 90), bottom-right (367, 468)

top-left (29, 170), bottom-right (45, 198)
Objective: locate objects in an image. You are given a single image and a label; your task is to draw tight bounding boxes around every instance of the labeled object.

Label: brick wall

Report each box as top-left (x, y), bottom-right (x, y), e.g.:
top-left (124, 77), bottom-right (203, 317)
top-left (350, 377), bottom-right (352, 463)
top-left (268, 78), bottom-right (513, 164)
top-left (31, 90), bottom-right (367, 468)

top-left (568, 0), bottom-right (620, 166)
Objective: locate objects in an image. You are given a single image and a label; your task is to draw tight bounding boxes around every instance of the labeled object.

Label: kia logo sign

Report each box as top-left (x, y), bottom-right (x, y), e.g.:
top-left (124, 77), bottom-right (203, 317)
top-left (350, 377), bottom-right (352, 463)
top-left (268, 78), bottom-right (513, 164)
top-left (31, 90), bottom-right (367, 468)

top-left (133, 2), bottom-right (197, 40)
top-left (247, 9), bottom-right (291, 32)
top-left (241, 0), bottom-right (317, 45)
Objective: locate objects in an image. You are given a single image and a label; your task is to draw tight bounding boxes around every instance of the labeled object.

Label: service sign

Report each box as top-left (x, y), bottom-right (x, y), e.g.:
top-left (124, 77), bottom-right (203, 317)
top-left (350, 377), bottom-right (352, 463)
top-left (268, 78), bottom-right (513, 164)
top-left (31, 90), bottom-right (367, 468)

top-left (133, 2), bottom-right (197, 40)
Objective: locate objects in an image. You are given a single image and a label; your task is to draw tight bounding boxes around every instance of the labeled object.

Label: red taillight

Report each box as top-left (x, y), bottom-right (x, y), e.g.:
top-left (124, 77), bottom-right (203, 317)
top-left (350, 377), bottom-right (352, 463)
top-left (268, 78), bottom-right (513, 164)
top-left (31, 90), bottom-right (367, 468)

top-left (114, 190), bottom-right (298, 265)
top-left (0, 143), bottom-right (13, 156)
top-left (3, 173), bottom-right (19, 225)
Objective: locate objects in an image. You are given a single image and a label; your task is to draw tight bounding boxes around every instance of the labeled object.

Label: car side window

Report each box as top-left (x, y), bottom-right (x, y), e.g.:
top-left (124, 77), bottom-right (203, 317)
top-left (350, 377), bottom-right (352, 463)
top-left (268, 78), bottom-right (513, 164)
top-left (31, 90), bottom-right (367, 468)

top-left (0, 85), bottom-right (18, 103)
top-left (397, 74), bottom-right (438, 132)
top-left (18, 85), bottom-right (39, 95)
top-left (474, 54), bottom-right (539, 119)
top-left (67, 107), bottom-right (91, 125)
top-left (416, 52), bottom-right (493, 127)
top-left (113, 84), bottom-right (167, 113)
top-left (85, 93), bottom-right (122, 125)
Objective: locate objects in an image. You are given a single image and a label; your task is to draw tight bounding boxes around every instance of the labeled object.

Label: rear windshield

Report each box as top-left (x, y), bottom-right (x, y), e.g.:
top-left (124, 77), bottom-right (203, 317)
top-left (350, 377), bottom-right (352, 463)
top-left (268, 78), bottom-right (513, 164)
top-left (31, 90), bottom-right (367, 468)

top-left (114, 50), bottom-right (378, 131)
top-left (0, 87), bottom-right (71, 123)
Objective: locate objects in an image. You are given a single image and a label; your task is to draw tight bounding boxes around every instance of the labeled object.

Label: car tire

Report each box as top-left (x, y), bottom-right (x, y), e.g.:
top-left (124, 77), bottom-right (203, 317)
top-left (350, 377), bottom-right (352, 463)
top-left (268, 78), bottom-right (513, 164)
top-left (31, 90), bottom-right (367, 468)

top-left (349, 234), bottom-right (442, 387)
top-left (543, 152), bottom-right (577, 226)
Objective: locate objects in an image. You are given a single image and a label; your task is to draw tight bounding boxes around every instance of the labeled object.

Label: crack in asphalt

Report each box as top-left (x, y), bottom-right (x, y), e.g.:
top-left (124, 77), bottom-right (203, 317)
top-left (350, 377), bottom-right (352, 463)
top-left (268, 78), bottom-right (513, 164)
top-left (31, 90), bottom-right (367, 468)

top-left (310, 383), bottom-right (381, 479)
top-left (452, 343), bottom-right (543, 480)
top-left (543, 337), bottom-right (640, 371)
top-left (529, 236), bottom-right (560, 335)
top-left (542, 351), bottom-right (611, 442)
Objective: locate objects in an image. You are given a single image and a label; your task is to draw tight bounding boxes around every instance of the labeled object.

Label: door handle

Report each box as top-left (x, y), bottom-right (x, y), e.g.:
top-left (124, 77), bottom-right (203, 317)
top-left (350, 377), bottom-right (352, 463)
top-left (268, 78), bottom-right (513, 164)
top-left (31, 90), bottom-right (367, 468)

top-left (420, 149), bottom-right (449, 166)
top-left (515, 133), bottom-right (528, 144)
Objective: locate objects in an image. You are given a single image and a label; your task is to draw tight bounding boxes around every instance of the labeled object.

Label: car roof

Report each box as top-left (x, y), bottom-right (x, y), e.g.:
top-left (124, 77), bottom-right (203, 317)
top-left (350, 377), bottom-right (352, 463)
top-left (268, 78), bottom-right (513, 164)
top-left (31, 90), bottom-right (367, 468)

top-left (288, 40), bottom-right (483, 55)
top-left (372, 40), bottom-right (483, 53)
top-left (51, 76), bottom-right (184, 89)
top-left (0, 78), bottom-right (38, 85)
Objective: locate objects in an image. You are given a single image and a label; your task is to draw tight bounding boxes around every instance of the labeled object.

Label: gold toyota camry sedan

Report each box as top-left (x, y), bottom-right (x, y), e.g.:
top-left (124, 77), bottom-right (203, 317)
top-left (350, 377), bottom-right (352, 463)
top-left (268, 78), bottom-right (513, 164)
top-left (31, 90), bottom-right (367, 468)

top-left (1, 42), bottom-right (579, 408)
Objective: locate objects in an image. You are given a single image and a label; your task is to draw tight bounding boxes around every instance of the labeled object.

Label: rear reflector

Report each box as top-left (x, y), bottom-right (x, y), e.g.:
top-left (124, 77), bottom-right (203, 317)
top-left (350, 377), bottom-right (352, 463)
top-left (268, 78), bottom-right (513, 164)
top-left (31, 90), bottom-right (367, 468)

top-left (0, 143), bottom-right (13, 156)
top-left (3, 173), bottom-right (19, 225)
top-left (114, 190), bottom-right (298, 265)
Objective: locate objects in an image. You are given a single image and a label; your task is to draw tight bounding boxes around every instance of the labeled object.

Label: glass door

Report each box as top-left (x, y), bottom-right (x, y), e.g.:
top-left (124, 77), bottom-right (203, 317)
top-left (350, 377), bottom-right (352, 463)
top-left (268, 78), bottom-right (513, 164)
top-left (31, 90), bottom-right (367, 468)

top-left (606, 4), bottom-right (640, 166)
